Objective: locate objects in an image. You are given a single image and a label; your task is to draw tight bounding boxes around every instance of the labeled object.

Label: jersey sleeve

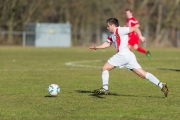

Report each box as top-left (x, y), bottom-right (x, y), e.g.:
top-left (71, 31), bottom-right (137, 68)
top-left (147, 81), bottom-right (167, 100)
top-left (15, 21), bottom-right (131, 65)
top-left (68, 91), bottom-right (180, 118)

top-left (118, 27), bottom-right (129, 35)
top-left (130, 17), bottom-right (139, 27)
top-left (106, 33), bottom-right (113, 43)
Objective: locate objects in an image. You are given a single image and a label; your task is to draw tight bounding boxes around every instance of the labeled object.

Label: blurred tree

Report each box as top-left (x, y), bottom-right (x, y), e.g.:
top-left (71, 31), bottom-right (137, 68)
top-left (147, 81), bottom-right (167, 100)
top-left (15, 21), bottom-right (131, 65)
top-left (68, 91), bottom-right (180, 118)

top-left (0, 0), bottom-right (179, 47)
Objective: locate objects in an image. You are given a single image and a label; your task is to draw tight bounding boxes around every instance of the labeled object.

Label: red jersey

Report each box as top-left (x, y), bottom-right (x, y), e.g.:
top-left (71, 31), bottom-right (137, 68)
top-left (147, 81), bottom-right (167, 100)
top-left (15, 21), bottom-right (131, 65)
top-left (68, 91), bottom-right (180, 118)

top-left (126, 16), bottom-right (139, 37)
top-left (126, 16), bottom-right (139, 45)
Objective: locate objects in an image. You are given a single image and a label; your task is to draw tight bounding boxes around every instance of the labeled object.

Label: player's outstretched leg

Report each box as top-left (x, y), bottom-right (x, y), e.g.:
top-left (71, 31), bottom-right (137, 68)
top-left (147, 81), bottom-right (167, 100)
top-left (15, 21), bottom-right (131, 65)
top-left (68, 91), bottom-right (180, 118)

top-left (133, 68), bottom-right (169, 97)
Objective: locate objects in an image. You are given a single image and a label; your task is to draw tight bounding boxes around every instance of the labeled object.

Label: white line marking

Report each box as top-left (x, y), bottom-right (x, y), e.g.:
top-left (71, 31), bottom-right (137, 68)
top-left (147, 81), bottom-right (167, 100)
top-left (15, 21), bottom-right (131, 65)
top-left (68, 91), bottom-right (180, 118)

top-left (65, 60), bottom-right (101, 68)
top-left (0, 57), bottom-right (179, 72)
top-left (0, 68), bottom-right (70, 72)
top-left (65, 57), bottom-right (180, 69)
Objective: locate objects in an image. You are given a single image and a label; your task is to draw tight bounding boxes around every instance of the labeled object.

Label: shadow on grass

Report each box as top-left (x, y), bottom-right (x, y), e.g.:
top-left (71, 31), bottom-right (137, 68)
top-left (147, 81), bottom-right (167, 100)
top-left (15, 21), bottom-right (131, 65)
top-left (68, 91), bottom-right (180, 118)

top-left (44, 95), bottom-right (58, 97)
top-left (114, 94), bottom-right (164, 98)
top-left (75, 90), bottom-right (119, 99)
top-left (75, 90), bottom-right (164, 98)
top-left (89, 92), bottom-right (122, 98)
top-left (75, 90), bottom-right (104, 98)
top-left (157, 68), bottom-right (180, 72)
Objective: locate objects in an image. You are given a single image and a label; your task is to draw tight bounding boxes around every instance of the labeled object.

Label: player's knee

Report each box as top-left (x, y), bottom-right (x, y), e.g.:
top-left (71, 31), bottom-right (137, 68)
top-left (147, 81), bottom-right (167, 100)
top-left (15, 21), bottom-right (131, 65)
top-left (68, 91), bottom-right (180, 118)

top-left (138, 73), bottom-right (146, 79)
top-left (101, 66), bottom-right (111, 72)
top-left (140, 75), bottom-right (146, 79)
top-left (101, 67), bottom-right (107, 72)
top-left (134, 46), bottom-right (138, 50)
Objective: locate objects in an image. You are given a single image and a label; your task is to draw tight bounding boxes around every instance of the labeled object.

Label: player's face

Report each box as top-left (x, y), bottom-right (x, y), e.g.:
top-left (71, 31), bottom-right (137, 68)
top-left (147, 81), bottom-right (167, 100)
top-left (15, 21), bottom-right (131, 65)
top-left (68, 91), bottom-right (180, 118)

top-left (107, 23), bottom-right (114, 32)
top-left (126, 11), bottom-right (132, 18)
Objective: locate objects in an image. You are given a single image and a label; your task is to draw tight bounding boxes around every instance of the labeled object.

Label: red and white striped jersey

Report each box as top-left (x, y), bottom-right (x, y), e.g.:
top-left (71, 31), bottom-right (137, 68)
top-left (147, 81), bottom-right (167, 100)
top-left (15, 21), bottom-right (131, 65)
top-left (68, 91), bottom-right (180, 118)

top-left (107, 26), bottom-right (129, 53)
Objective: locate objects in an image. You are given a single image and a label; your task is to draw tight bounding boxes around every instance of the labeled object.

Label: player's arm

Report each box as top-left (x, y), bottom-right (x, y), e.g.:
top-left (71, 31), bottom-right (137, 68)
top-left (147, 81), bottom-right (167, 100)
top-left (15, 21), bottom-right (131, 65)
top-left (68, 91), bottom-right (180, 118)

top-left (89, 41), bottom-right (111, 50)
top-left (129, 27), bottom-right (145, 42)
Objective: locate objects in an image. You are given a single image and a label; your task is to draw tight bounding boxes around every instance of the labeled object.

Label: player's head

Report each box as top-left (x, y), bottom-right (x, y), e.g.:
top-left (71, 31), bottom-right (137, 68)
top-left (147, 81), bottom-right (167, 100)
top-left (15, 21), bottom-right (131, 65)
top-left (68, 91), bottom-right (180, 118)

top-left (126, 9), bottom-right (132, 18)
top-left (106, 18), bottom-right (119, 32)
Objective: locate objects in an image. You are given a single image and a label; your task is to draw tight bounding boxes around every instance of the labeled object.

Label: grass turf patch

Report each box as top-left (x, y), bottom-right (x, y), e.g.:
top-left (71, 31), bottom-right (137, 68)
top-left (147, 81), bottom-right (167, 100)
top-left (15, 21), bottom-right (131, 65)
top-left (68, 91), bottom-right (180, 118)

top-left (0, 47), bottom-right (180, 120)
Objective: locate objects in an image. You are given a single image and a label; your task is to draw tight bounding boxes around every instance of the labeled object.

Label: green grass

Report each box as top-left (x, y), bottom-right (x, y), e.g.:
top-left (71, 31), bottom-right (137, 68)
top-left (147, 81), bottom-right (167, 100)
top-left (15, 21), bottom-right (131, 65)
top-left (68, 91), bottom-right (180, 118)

top-left (0, 47), bottom-right (180, 120)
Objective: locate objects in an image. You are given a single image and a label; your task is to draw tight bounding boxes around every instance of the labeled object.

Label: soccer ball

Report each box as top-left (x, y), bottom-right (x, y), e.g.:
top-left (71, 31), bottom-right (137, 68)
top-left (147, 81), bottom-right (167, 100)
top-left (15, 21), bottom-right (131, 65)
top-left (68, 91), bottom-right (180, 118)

top-left (48, 84), bottom-right (60, 96)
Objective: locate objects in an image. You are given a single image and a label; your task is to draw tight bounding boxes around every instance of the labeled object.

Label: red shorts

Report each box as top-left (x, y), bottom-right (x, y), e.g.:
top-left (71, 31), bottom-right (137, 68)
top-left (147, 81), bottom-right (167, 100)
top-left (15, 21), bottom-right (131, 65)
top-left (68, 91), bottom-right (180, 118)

top-left (128, 33), bottom-right (139, 46)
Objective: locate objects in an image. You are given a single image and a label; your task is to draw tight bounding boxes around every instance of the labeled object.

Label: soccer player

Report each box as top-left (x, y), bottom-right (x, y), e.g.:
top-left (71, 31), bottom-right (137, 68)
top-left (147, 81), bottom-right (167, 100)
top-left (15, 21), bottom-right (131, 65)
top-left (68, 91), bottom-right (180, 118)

top-left (89, 18), bottom-right (168, 97)
top-left (125, 9), bottom-right (152, 59)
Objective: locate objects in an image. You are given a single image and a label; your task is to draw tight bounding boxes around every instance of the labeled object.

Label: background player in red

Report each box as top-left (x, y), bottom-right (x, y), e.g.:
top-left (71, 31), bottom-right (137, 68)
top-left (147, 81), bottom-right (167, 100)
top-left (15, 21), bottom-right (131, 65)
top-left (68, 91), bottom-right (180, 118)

top-left (126, 9), bottom-right (152, 59)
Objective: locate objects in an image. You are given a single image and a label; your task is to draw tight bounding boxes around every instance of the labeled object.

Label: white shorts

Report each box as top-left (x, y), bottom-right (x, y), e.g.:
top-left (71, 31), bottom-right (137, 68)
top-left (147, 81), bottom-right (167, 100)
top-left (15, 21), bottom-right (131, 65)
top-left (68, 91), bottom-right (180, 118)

top-left (108, 52), bottom-right (141, 70)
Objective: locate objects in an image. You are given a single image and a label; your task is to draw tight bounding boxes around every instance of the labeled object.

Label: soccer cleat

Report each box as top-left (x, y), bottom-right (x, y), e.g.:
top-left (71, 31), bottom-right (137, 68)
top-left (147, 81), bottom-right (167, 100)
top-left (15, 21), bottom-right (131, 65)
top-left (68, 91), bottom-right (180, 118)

top-left (161, 83), bottom-right (169, 97)
top-left (94, 88), bottom-right (109, 95)
top-left (146, 51), bottom-right (152, 59)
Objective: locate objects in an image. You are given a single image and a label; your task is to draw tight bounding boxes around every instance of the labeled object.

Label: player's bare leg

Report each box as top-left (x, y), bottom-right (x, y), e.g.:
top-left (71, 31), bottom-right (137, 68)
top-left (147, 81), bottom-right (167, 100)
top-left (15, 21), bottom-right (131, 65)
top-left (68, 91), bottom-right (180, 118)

top-left (132, 68), bottom-right (168, 97)
top-left (94, 62), bottom-right (114, 95)
top-left (133, 44), bottom-right (139, 50)
top-left (132, 68), bottom-right (146, 78)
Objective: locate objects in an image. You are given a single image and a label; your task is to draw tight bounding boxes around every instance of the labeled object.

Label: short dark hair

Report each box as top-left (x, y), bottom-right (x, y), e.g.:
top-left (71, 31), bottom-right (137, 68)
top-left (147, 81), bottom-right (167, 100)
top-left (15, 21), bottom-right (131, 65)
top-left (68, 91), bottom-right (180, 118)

top-left (106, 18), bottom-right (119, 27)
top-left (126, 9), bottom-right (132, 12)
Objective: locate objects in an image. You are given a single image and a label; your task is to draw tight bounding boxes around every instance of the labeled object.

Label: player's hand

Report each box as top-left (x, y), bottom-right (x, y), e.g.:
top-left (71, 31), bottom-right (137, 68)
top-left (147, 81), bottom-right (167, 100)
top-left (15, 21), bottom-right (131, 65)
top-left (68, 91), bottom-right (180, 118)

top-left (140, 36), bottom-right (146, 42)
top-left (89, 46), bottom-right (96, 50)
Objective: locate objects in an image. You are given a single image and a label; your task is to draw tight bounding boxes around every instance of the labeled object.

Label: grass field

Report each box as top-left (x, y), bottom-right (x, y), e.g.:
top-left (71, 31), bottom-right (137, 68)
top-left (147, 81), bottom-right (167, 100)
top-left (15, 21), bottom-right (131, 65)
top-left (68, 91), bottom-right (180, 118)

top-left (0, 47), bottom-right (180, 120)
